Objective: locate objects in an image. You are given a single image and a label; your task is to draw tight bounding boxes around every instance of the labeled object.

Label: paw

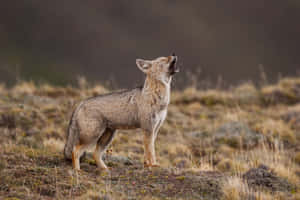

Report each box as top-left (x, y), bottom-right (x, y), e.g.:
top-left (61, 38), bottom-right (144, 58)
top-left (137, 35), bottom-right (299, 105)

top-left (98, 165), bottom-right (110, 172)
top-left (144, 162), bottom-right (160, 168)
top-left (96, 166), bottom-right (110, 176)
top-left (151, 164), bottom-right (160, 167)
top-left (73, 168), bottom-right (82, 173)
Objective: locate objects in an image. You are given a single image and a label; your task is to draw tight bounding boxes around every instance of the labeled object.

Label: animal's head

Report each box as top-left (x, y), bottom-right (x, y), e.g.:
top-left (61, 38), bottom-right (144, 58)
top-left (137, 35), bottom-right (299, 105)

top-left (136, 53), bottom-right (179, 83)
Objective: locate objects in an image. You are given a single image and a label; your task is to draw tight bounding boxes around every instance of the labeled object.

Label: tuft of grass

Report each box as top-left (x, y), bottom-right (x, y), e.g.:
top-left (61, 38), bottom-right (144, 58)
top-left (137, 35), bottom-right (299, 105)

top-left (233, 82), bottom-right (259, 104)
top-left (11, 81), bottom-right (37, 96)
top-left (221, 176), bottom-right (251, 200)
top-left (217, 158), bottom-right (234, 173)
top-left (229, 141), bottom-right (299, 185)
top-left (254, 119), bottom-right (296, 145)
top-left (221, 176), bottom-right (289, 200)
top-left (261, 78), bottom-right (300, 105)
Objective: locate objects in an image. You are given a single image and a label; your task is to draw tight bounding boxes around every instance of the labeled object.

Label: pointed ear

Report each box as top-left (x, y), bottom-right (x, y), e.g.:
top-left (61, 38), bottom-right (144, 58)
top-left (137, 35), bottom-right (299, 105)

top-left (136, 59), bottom-right (151, 73)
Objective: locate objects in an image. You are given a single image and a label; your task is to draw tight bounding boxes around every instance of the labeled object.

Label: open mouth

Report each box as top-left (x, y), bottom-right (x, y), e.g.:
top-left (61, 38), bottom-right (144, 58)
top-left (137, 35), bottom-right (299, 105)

top-left (169, 57), bottom-right (179, 75)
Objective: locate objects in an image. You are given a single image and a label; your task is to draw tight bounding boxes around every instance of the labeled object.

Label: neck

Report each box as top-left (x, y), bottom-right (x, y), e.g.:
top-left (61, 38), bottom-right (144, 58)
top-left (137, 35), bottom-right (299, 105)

top-left (143, 76), bottom-right (171, 91)
top-left (142, 76), bottom-right (171, 106)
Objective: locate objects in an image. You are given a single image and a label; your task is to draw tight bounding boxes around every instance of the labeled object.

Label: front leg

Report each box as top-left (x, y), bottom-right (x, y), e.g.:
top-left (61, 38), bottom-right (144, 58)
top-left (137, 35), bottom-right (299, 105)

top-left (143, 130), bottom-right (159, 167)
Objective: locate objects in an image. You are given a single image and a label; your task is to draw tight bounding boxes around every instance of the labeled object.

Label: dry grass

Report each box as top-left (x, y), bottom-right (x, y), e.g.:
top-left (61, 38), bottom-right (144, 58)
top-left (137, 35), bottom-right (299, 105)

top-left (221, 176), bottom-right (251, 200)
top-left (254, 119), bottom-right (296, 144)
top-left (223, 141), bottom-right (299, 186)
top-left (221, 176), bottom-right (290, 200)
top-left (0, 77), bottom-right (300, 199)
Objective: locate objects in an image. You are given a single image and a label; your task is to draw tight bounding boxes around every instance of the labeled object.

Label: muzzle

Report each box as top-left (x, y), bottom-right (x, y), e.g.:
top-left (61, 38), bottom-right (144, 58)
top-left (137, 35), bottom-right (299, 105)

top-left (169, 53), bottom-right (179, 75)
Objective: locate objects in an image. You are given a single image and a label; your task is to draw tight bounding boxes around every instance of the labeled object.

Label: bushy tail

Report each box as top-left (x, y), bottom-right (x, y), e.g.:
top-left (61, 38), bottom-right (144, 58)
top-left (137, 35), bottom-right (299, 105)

top-left (64, 111), bottom-right (79, 160)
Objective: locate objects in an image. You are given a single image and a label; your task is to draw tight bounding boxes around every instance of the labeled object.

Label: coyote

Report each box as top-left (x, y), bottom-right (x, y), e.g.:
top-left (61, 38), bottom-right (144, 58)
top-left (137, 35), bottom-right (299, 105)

top-left (64, 54), bottom-right (179, 170)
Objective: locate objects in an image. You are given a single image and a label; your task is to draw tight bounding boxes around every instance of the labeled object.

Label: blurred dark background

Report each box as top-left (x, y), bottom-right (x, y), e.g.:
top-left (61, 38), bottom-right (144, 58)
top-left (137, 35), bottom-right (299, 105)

top-left (0, 0), bottom-right (299, 88)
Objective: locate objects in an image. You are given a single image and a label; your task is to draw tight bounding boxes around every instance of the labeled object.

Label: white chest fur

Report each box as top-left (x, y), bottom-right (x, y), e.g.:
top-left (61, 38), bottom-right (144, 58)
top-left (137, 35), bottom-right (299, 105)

top-left (158, 109), bottom-right (167, 122)
top-left (153, 109), bottom-right (167, 130)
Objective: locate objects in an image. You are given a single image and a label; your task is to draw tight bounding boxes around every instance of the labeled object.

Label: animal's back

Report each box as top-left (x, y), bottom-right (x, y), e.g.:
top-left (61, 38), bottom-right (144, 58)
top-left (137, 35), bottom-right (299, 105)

top-left (78, 87), bottom-right (142, 129)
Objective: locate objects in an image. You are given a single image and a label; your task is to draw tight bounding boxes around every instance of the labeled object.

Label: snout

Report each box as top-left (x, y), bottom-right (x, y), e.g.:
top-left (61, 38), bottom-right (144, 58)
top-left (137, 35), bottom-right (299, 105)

top-left (169, 54), bottom-right (179, 75)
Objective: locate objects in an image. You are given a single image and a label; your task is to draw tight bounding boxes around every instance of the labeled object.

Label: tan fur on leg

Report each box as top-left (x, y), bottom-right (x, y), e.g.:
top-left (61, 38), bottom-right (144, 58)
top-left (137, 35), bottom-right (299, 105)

top-left (143, 132), bottom-right (159, 167)
top-left (93, 146), bottom-right (108, 170)
top-left (72, 144), bottom-right (86, 171)
top-left (72, 145), bottom-right (81, 170)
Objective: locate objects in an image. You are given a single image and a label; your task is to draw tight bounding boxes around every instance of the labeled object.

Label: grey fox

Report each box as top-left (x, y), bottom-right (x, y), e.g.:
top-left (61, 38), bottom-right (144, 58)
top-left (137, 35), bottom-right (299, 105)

top-left (64, 54), bottom-right (179, 170)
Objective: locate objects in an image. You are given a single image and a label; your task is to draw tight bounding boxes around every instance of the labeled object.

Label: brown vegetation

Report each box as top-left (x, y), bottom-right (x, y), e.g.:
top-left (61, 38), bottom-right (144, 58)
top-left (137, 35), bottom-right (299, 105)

top-left (1, 77), bottom-right (300, 199)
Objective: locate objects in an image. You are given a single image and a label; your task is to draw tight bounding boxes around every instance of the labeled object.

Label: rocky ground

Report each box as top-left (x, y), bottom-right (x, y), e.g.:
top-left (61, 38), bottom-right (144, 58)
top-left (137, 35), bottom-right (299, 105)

top-left (1, 77), bottom-right (300, 200)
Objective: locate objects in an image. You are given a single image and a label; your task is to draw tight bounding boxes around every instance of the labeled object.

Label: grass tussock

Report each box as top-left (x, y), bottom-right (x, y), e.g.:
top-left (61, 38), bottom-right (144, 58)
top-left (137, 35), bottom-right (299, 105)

top-left (221, 176), bottom-right (290, 200)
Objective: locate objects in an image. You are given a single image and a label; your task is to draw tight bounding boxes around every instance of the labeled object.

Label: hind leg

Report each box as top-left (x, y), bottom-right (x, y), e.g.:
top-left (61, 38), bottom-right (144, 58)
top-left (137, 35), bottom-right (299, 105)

top-left (72, 144), bottom-right (88, 171)
top-left (75, 115), bottom-right (106, 170)
top-left (93, 128), bottom-right (116, 170)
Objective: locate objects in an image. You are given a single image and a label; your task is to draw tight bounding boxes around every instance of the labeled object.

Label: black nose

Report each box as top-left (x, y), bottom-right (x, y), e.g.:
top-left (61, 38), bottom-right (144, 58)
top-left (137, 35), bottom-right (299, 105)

top-left (172, 53), bottom-right (176, 56)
